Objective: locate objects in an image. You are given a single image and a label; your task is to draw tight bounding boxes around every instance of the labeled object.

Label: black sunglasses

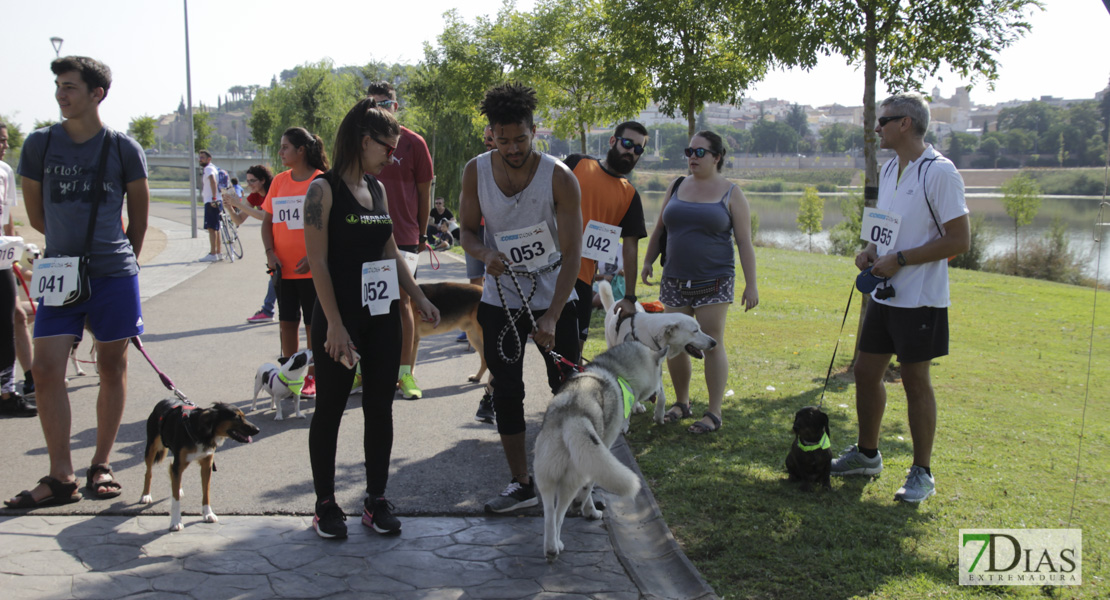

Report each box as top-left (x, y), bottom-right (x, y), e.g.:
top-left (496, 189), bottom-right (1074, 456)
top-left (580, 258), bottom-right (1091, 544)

top-left (684, 147), bottom-right (716, 158)
top-left (372, 137), bottom-right (396, 158)
top-left (615, 136), bottom-right (645, 155)
top-left (878, 115), bottom-right (906, 127)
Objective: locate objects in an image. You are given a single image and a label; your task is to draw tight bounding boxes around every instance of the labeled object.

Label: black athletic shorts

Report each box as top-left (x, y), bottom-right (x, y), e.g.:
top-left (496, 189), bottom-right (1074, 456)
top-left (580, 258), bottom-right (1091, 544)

top-left (277, 278), bottom-right (317, 325)
top-left (858, 301), bottom-right (948, 364)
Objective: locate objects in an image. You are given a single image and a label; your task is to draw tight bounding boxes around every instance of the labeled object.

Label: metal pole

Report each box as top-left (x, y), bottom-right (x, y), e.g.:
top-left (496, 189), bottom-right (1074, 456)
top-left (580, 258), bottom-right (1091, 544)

top-left (184, 0), bottom-right (198, 238)
top-left (50, 37), bottom-right (64, 122)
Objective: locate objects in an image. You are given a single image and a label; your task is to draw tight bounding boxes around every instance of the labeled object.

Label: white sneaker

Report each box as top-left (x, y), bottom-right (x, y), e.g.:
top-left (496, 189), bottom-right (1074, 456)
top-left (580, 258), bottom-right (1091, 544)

top-left (198, 254), bottom-right (218, 263)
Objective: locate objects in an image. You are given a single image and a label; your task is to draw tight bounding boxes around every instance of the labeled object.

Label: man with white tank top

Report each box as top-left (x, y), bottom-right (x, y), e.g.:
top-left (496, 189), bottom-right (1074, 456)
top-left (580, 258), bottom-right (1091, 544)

top-left (459, 83), bottom-right (582, 514)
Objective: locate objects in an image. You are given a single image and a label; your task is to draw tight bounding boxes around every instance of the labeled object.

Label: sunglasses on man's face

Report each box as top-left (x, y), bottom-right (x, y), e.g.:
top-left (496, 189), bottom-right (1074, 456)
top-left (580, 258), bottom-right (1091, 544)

top-left (615, 136), bottom-right (645, 155)
top-left (684, 147), bottom-right (715, 159)
top-left (377, 99), bottom-right (398, 110)
top-left (878, 115), bottom-right (906, 127)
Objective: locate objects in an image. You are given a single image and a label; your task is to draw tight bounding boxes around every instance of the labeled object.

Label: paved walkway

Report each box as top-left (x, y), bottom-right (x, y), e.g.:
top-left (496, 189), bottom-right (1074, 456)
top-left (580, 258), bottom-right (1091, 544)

top-left (0, 201), bottom-right (716, 599)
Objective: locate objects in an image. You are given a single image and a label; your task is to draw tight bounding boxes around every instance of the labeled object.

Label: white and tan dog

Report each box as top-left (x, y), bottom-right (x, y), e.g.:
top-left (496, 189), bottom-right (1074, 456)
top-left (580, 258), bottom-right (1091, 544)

top-left (252, 349), bottom-right (312, 420)
top-left (534, 341), bottom-right (664, 561)
top-left (597, 281), bottom-right (717, 424)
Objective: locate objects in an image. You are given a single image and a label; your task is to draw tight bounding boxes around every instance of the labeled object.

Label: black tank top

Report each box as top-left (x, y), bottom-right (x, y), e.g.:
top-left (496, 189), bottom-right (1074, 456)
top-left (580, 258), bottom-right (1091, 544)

top-left (315, 171), bottom-right (393, 314)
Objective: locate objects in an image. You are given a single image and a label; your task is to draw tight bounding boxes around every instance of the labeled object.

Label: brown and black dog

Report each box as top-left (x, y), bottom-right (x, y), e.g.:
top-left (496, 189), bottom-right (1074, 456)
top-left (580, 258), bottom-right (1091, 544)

top-left (140, 399), bottom-right (260, 531)
top-left (785, 406), bottom-right (833, 491)
top-left (410, 282), bottom-right (487, 383)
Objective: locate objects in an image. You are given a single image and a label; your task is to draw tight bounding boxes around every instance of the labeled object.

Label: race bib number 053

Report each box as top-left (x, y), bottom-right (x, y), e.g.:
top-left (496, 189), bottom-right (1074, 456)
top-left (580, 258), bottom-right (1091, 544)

top-left (860, 208), bottom-right (902, 254)
top-left (30, 257), bottom-right (80, 307)
top-left (273, 195), bottom-right (305, 230)
top-left (361, 260), bottom-right (399, 316)
top-left (582, 220), bottom-right (621, 264)
top-left (495, 222), bottom-right (555, 272)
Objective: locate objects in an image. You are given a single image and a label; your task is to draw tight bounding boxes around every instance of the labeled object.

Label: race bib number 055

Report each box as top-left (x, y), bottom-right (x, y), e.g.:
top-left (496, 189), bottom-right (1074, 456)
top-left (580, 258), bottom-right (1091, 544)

top-left (495, 222), bottom-right (555, 272)
top-left (860, 208), bottom-right (902, 254)
top-left (582, 220), bottom-right (621, 264)
top-left (30, 257), bottom-right (80, 307)
top-left (273, 195), bottom-right (305, 230)
top-left (361, 259), bottom-right (399, 316)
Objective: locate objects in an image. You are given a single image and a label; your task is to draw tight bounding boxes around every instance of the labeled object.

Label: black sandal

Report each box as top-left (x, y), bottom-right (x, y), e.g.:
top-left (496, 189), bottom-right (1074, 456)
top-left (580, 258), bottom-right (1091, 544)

top-left (688, 411), bottom-right (722, 434)
top-left (663, 403), bottom-right (693, 424)
top-left (5, 476), bottom-right (81, 509)
top-left (86, 464), bottom-right (123, 499)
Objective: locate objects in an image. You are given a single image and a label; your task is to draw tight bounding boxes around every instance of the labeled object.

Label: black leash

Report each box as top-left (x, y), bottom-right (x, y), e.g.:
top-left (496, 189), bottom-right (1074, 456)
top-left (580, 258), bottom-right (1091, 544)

top-left (818, 283), bottom-right (856, 409)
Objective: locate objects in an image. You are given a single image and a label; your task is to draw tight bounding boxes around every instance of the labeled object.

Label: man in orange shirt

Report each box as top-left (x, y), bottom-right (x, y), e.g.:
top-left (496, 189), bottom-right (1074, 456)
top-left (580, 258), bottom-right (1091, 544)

top-left (564, 121), bottom-right (649, 355)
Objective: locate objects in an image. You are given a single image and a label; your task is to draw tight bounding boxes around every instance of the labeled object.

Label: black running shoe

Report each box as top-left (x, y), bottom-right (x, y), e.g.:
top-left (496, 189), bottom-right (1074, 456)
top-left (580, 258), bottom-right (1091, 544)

top-left (484, 477), bottom-right (538, 513)
top-left (474, 393), bottom-right (495, 423)
top-left (362, 496), bottom-right (402, 535)
top-left (313, 498), bottom-right (347, 539)
top-left (0, 392), bottom-right (37, 418)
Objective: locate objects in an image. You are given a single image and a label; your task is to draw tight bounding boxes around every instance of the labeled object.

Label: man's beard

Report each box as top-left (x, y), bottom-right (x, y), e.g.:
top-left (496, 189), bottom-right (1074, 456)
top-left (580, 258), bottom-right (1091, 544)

top-left (606, 145), bottom-right (637, 175)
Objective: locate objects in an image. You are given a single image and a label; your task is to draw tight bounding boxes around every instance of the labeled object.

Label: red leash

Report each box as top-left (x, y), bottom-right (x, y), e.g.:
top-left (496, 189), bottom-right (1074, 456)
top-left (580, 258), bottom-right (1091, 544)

top-left (130, 336), bottom-right (188, 400)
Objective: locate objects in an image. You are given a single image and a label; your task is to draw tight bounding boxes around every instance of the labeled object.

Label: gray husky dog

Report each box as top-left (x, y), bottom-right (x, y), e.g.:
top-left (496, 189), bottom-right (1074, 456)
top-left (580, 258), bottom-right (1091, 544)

top-left (534, 341), bottom-right (667, 561)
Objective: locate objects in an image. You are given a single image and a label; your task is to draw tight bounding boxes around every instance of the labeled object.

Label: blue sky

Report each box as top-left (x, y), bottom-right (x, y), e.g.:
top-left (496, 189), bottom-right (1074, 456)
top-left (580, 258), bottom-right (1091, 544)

top-left (2, 0), bottom-right (1107, 134)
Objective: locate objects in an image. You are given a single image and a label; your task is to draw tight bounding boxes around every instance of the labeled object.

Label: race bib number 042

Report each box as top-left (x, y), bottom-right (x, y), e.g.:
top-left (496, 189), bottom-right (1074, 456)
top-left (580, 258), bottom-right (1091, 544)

top-left (361, 259), bottom-right (399, 316)
top-left (860, 208), bottom-right (902, 254)
top-left (581, 220), bottom-right (621, 264)
top-left (30, 257), bottom-right (80, 306)
top-left (273, 195), bottom-right (305, 230)
top-left (495, 222), bottom-right (555, 272)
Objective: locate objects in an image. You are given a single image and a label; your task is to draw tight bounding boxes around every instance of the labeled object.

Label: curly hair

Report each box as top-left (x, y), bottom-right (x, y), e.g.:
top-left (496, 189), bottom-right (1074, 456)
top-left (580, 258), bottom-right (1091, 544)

top-left (480, 82), bottom-right (537, 129)
top-left (246, 164), bottom-right (274, 195)
top-left (51, 56), bottom-right (112, 103)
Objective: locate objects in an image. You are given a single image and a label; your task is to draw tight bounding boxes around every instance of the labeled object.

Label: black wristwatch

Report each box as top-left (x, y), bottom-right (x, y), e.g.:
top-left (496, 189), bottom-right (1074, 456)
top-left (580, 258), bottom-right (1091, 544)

top-left (419, 235), bottom-right (428, 243)
top-left (623, 294), bottom-right (637, 303)
top-left (896, 251), bottom-right (907, 266)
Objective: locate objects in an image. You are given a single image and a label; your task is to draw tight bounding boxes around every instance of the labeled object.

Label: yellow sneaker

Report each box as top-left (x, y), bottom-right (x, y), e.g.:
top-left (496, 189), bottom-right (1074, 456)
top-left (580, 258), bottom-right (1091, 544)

top-left (398, 373), bottom-right (422, 399)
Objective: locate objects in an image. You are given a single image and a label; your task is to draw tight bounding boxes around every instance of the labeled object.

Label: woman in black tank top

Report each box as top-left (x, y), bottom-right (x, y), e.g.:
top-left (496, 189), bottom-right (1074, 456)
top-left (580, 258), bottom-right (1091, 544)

top-left (302, 98), bottom-right (440, 540)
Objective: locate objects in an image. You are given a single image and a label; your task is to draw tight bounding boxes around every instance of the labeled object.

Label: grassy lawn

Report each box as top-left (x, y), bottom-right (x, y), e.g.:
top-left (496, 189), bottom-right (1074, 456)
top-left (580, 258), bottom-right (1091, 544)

top-left (585, 246), bottom-right (1108, 599)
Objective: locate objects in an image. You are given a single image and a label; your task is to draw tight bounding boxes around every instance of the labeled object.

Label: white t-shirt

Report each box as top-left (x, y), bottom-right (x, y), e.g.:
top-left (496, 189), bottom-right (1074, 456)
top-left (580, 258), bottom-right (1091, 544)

top-left (874, 144), bottom-right (968, 309)
top-left (202, 163), bottom-right (219, 203)
top-left (0, 160), bottom-right (17, 228)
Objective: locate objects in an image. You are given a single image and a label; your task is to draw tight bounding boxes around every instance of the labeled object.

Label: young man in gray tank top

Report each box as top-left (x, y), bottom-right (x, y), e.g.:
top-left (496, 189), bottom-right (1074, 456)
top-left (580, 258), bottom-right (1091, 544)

top-left (459, 83), bottom-right (583, 514)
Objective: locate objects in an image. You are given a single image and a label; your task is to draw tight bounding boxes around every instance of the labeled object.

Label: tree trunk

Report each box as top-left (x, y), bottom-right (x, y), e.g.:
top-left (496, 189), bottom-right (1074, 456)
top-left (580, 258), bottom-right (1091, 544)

top-left (579, 126), bottom-right (587, 154)
top-left (852, 4), bottom-right (881, 367)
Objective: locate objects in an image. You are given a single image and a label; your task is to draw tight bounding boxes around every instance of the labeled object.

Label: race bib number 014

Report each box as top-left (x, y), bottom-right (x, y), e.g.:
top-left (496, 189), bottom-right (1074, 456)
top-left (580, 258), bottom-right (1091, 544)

top-left (495, 222), bottom-right (555, 272)
top-left (361, 260), bottom-right (399, 316)
top-left (581, 220), bottom-right (621, 264)
top-left (273, 195), bottom-right (305, 230)
top-left (860, 208), bottom-right (902, 254)
top-left (0, 236), bottom-right (24, 270)
top-left (30, 257), bottom-right (80, 307)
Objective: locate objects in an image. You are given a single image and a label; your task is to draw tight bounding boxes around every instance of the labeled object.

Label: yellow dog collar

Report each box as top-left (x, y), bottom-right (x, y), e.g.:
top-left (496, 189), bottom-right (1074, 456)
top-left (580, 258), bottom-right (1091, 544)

top-left (617, 376), bottom-right (634, 420)
top-left (797, 432), bottom-right (830, 452)
top-left (278, 372), bottom-right (304, 396)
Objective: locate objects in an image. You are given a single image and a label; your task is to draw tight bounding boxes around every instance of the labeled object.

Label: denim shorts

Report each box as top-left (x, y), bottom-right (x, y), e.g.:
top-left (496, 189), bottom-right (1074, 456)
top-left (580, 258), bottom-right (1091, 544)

top-left (34, 275), bottom-right (143, 342)
top-left (203, 203), bottom-right (222, 231)
top-left (659, 276), bottom-right (734, 309)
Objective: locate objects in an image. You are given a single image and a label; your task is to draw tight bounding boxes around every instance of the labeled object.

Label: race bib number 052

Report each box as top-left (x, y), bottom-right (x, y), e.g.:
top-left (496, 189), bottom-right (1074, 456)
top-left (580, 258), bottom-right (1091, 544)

top-left (273, 195), bottom-right (305, 230)
top-left (581, 220), bottom-right (621, 264)
top-left (495, 222), bottom-right (555, 272)
top-left (860, 208), bottom-right (902, 254)
top-left (30, 257), bottom-right (80, 307)
top-left (361, 259), bottom-right (399, 316)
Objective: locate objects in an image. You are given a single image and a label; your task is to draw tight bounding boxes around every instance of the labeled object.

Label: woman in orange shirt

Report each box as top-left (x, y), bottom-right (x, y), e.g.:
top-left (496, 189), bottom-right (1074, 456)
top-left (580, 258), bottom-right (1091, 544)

top-left (262, 127), bottom-right (329, 399)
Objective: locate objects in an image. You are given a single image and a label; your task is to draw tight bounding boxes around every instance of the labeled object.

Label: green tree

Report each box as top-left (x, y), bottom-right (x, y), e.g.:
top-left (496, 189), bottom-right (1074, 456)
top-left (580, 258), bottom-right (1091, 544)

top-left (829, 191), bottom-right (867, 256)
top-left (820, 123), bottom-right (849, 153)
top-left (796, 186), bottom-right (824, 252)
top-left (128, 115), bottom-right (157, 149)
top-left (1000, 173), bottom-right (1041, 261)
top-left (751, 120), bottom-right (798, 154)
top-left (978, 135), bottom-right (1001, 167)
top-left (193, 112), bottom-right (213, 152)
top-left (0, 114), bottom-right (24, 150)
top-left (248, 101), bottom-right (276, 156)
top-left (33, 119), bottom-right (58, 130)
top-left (786, 104), bottom-right (809, 139)
top-left (946, 132), bottom-right (977, 165)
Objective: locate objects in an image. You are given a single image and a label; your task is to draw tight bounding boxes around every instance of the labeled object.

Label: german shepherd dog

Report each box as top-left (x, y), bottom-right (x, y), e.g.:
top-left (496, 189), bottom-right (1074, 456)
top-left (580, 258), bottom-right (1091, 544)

top-left (140, 399), bottom-right (260, 531)
top-left (410, 282), bottom-right (487, 382)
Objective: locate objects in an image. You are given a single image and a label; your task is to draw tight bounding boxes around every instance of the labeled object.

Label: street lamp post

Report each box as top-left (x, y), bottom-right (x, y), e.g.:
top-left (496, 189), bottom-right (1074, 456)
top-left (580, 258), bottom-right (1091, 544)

top-left (50, 37), bottom-right (63, 121)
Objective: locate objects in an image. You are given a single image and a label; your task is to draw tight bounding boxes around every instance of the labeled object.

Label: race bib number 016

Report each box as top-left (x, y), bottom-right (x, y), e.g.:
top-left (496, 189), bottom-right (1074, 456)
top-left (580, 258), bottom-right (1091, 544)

top-left (400, 251), bottom-right (419, 280)
top-left (495, 222), bottom-right (555, 272)
top-left (0, 236), bottom-right (24, 270)
top-left (273, 195), bottom-right (305, 230)
top-left (30, 257), bottom-right (80, 306)
top-left (361, 260), bottom-right (399, 316)
top-left (860, 208), bottom-right (902, 254)
top-left (581, 220), bottom-right (621, 264)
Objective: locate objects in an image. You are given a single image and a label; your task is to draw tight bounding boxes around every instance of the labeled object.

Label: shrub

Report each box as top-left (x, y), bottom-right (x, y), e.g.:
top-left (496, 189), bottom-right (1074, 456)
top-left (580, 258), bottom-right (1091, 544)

top-left (983, 217), bottom-right (1091, 285)
top-left (949, 214), bottom-right (991, 271)
top-left (828, 192), bottom-right (866, 257)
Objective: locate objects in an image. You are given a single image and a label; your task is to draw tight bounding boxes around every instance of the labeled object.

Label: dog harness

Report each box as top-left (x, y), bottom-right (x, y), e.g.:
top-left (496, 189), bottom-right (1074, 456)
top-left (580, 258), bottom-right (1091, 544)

top-left (276, 371), bottom-right (304, 396)
top-left (617, 376), bottom-right (634, 420)
top-left (797, 432), bottom-right (831, 452)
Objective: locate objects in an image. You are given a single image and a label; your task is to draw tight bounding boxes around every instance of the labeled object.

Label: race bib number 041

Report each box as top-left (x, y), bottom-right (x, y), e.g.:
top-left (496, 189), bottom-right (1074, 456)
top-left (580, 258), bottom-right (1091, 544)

top-left (495, 222), bottom-right (555, 272)
top-left (0, 236), bottom-right (24, 270)
top-left (273, 195), bottom-right (305, 230)
top-left (30, 257), bottom-right (80, 307)
top-left (860, 208), bottom-right (902, 254)
top-left (582, 220), bottom-right (621, 264)
top-left (361, 259), bottom-right (399, 316)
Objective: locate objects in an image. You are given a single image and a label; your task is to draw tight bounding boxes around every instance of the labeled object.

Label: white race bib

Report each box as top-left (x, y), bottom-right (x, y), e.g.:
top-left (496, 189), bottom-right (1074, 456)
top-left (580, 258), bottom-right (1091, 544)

top-left (0, 236), bottom-right (24, 271)
top-left (581, 220), bottom-right (621, 264)
top-left (495, 222), bottom-right (556, 272)
top-left (30, 257), bottom-right (80, 306)
top-left (400, 251), bottom-right (419, 280)
top-left (860, 208), bottom-right (902, 254)
top-left (361, 260), bottom-right (399, 316)
top-left (273, 195), bottom-right (305, 230)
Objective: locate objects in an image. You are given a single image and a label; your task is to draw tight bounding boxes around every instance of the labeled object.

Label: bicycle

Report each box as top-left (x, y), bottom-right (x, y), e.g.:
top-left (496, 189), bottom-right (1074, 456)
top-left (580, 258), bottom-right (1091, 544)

top-left (218, 204), bottom-right (244, 263)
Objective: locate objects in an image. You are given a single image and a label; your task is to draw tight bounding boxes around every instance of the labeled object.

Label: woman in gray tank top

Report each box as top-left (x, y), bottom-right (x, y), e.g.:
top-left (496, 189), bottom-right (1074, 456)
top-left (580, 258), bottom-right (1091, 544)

top-left (641, 131), bottom-right (758, 434)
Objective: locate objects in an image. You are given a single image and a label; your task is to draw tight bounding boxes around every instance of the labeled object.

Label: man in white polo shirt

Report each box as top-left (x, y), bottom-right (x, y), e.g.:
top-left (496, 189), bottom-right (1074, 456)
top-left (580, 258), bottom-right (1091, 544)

top-left (831, 92), bottom-right (970, 504)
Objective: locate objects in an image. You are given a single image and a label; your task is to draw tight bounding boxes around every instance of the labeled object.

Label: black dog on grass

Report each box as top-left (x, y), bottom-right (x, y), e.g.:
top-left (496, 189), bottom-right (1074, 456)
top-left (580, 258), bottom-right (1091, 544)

top-left (785, 406), bottom-right (832, 491)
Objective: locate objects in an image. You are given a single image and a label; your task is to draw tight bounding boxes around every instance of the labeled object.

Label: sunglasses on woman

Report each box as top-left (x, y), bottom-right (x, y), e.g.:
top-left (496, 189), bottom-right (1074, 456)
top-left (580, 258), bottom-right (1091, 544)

top-left (615, 136), bottom-right (645, 155)
top-left (684, 147), bottom-right (716, 158)
top-left (372, 137), bottom-right (396, 159)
